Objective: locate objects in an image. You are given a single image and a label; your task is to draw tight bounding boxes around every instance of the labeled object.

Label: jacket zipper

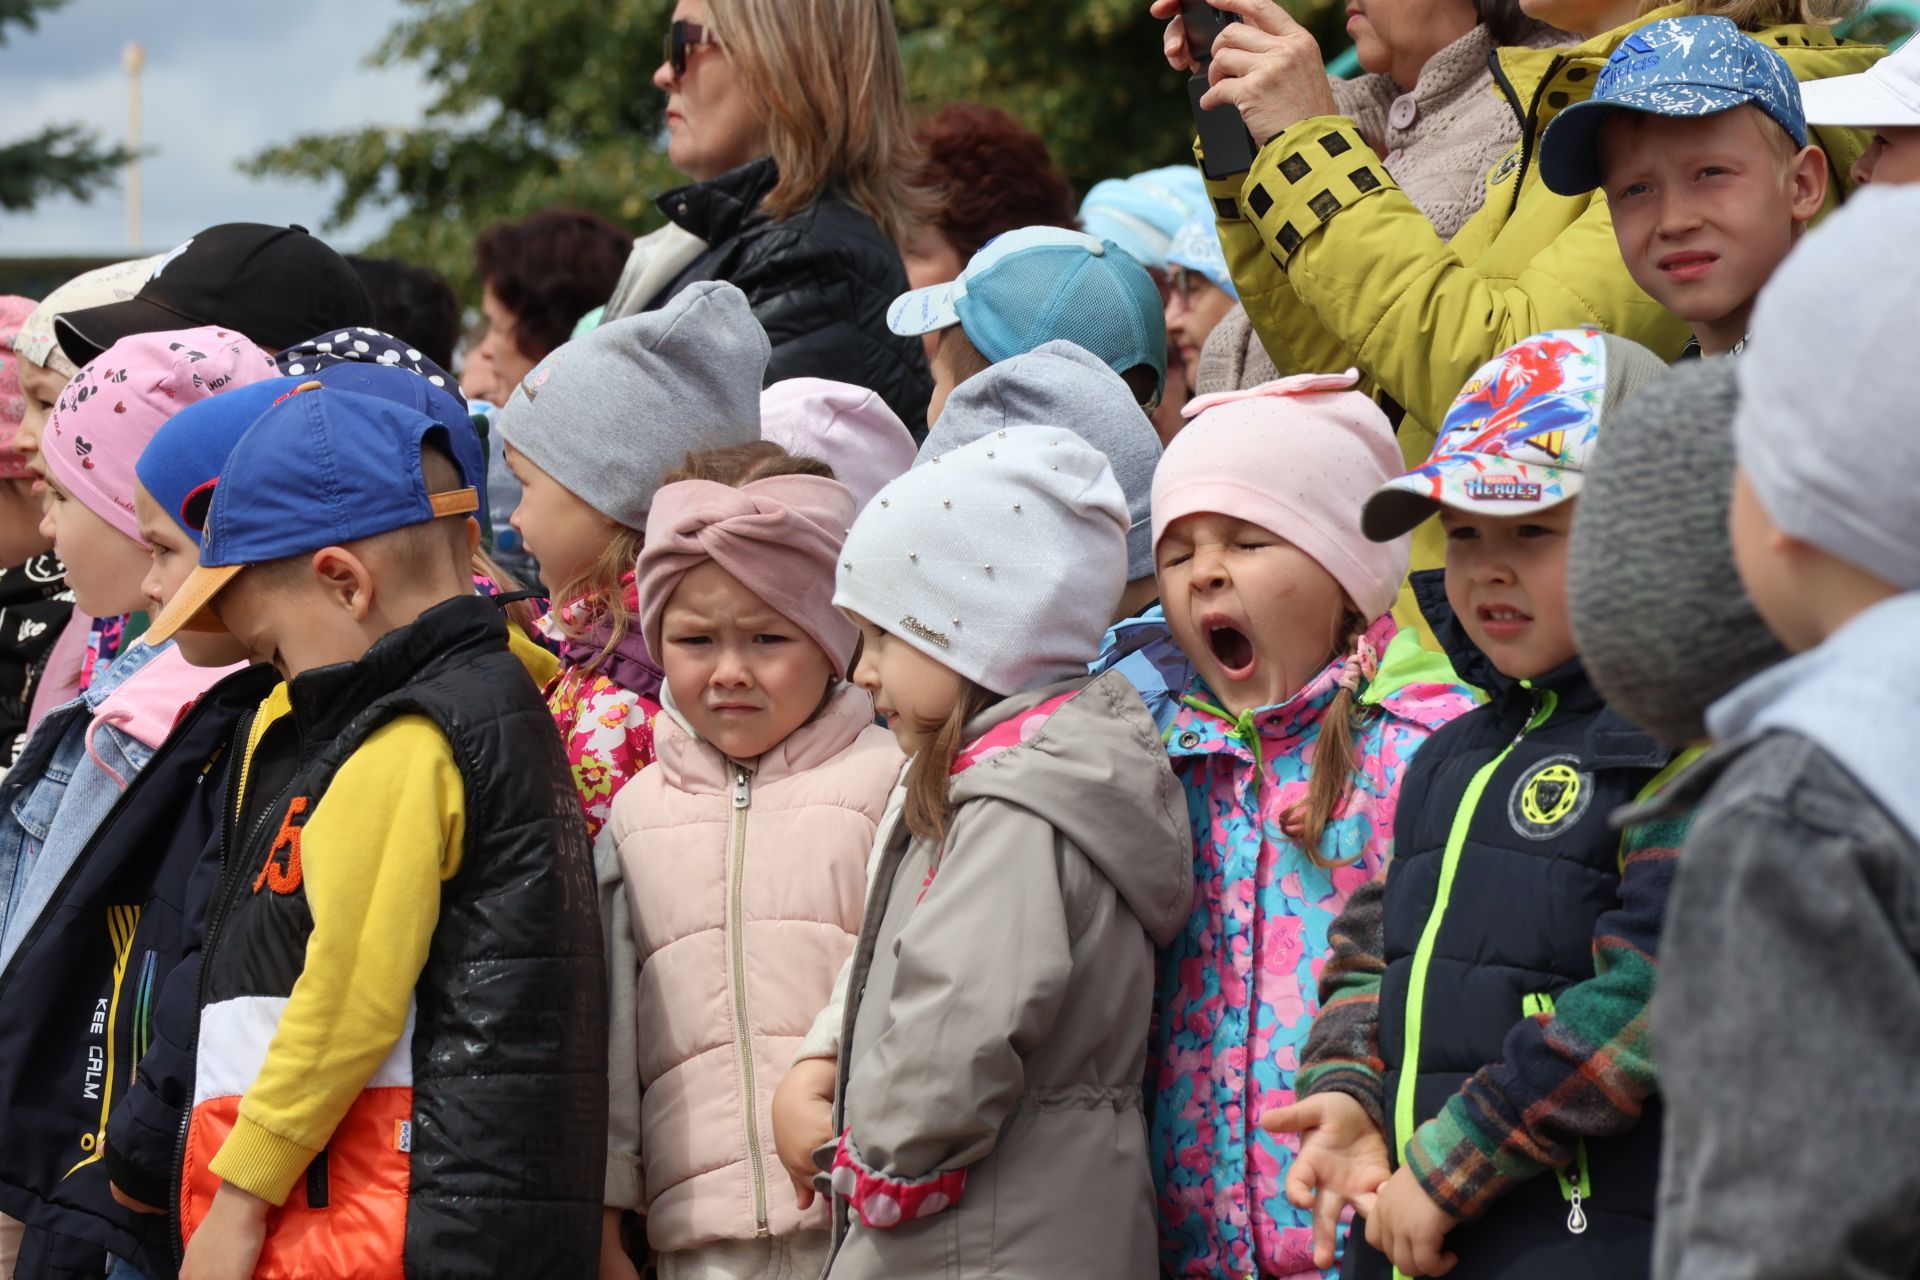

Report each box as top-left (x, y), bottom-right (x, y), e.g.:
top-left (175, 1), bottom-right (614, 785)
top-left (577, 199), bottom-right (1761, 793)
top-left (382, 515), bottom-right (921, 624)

top-left (729, 763), bottom-right (770, 1236)
top-left (1487, 51), bottom-right (1565, 221)
top-left (173, 709), bottom-right (306, 1265)
top-left (1522, 992), bottom-right (1593, 1233)
top-left (1390, 686), bottom-right (1558, 1280)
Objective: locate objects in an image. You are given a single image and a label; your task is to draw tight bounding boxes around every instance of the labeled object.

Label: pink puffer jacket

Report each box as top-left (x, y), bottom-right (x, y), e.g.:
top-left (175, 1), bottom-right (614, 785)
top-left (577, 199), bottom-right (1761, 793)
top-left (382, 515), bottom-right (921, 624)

top-left (611, 682), bottom-right (903, 1252)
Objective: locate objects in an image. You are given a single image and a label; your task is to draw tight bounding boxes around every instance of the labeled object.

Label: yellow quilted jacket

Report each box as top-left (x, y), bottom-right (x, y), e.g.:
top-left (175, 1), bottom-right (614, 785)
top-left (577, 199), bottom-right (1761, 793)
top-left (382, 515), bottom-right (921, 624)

top-left (1209, 3), bottom-right (1882, 636)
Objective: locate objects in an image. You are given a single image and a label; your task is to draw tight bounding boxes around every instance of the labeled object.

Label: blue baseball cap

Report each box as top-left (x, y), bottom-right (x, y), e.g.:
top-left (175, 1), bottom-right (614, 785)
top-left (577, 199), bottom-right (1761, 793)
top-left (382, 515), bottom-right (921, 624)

top-left (143, 387), bottom-right (480, 643)
top-left (306, 361), bottom-right (483, 488)
top-left (887, 227), bottom-right (1168, 407)
top-left (136, 376), bottom-right (302, 545)
top-left (133, 366), bottom-right (484, 547)
top-left (1540, 16), bottom-right (1807, 196)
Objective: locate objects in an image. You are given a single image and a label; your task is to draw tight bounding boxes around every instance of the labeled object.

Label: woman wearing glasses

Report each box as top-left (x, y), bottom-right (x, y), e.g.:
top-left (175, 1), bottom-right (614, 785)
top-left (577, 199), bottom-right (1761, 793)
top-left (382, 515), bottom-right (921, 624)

top-left (602, 0), bottom-right (934, 437)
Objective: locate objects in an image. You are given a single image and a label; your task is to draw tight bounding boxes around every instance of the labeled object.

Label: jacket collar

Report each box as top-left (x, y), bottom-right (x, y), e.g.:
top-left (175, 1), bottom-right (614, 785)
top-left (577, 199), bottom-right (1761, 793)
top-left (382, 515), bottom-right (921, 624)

top-left (1167, 613), bottom-right (1399, 769)
top-left (286, 594), bottom-right (506, 758)
top-left (653, 679), bottom-right (880, 793)
top-left (659, 155), bottom-right (778, 244)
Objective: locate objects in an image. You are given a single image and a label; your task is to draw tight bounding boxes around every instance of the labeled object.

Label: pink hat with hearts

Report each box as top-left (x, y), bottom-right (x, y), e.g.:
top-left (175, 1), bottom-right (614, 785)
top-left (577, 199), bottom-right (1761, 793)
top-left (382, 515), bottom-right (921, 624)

top-left (43, 326), bottom-right (276, 545)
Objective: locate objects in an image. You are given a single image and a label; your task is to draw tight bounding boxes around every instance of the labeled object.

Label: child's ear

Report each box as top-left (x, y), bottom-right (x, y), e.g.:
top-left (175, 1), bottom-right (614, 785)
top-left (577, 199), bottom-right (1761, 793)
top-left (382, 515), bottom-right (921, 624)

top-left (1789, 145), bottom-right (1830, 224)
top-left (311, 546), bottom-right (376, 621)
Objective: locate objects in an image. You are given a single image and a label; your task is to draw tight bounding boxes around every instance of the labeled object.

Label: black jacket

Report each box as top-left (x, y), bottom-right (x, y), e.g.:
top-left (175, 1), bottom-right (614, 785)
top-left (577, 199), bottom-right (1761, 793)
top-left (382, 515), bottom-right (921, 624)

top-left (181, 595), bottom-right (605, 1279)
top-left (1347, 573), bottom-right (1673, 1280)
top-left (0, 662), bottom-right (279, 1280)
top-left (658, 156), bottom-right (932, 438)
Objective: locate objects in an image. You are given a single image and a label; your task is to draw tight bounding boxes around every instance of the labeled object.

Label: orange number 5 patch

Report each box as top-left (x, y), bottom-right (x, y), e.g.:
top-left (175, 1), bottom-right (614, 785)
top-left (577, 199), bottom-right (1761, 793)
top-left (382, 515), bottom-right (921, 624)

top-left (253, 796), bottom-right (310, 895)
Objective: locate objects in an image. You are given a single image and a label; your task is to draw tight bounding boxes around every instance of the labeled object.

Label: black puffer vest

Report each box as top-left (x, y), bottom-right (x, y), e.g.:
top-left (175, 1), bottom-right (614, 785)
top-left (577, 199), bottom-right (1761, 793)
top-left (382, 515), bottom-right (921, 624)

top-left (1348, 576), bottom-right (1671, 1280)
top-left (182, 596), bottom-right (605, 1279)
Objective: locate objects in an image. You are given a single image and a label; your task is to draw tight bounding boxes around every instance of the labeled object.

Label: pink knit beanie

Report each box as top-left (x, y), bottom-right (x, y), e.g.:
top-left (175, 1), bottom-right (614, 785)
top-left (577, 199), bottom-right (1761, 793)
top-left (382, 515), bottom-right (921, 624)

top-left (1152, 371), bottom-right (1410, 621)
top-left (638, 473), bottom-right (860, 674)
top-left (43, 326), bottom-right (275, 545)
top-left (760, 378), bottom-right (916, 514)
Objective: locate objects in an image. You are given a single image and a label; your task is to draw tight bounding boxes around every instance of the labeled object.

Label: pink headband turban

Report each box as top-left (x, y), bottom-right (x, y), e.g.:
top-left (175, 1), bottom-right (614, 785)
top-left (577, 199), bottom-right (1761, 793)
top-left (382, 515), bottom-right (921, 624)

top-left (638, 473), bottom-right (860, 674)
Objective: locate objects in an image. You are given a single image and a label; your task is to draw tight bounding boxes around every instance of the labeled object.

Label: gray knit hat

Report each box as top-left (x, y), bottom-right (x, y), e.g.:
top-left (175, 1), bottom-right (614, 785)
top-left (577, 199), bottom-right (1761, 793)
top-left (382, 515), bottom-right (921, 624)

top-left (493, 280), bottom-right (768, 529)
top-left (918, 341), bottom-right (1160, 580)
top-left (835, 426), bottom-right (1129, 696)
top-left (1736, 184), bottom-right (1920, 590)
top-left (1568, 359), bottom-right (1788, 747)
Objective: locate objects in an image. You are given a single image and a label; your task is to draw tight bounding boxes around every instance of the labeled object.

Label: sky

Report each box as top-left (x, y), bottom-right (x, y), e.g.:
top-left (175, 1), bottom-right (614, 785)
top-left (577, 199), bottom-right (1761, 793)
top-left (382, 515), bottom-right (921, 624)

top-left (0, 0), bottom-right (433, 257)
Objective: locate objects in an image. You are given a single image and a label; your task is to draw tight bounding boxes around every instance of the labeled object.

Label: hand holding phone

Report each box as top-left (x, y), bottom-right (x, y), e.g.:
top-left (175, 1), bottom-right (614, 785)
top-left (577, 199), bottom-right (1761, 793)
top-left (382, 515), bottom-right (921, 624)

top-left (1180, 0), bottom-right (1257, 179)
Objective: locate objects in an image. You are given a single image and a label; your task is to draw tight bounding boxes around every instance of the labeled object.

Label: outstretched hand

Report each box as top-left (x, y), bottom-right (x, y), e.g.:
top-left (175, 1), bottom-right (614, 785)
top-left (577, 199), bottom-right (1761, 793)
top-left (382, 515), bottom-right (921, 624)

top-left (1148, 0), bottom-right (1339, 145)
top-left (1261, 1092), bottom-right (1393, 1270)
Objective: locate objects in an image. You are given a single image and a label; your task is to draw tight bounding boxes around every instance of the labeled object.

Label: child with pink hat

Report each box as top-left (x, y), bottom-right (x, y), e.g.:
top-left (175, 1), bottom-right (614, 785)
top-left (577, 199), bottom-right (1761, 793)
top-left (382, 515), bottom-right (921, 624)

top-left (606, 443), bottom-right (902, 1279)
top-left (1144, 373), bottom-right (1476, 1280)
top-left (0, 327), bottom-right (272, 968)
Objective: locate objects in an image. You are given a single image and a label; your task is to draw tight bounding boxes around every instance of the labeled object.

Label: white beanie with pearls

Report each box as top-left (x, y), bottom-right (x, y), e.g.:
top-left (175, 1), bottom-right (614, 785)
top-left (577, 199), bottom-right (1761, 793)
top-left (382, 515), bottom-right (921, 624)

top-left (834, 426), bottom-right (1129, 696)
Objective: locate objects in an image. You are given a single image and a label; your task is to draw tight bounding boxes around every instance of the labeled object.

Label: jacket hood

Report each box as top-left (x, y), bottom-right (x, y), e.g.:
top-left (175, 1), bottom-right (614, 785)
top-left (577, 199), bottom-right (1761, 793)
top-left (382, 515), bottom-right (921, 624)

top-left (1706, 592), bottom-right (1920, 841)
top-left (97, 642), bottom-right (246, 753)
top-left (946, 669), bottom-right (1193, 945)
top-left (654, 679), bottom-right (885, 790)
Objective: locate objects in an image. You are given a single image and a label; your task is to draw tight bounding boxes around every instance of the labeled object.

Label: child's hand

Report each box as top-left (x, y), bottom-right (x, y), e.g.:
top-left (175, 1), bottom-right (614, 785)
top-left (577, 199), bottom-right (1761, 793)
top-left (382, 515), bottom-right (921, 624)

top-left (1363, 1164), bottom-right (1460, 1278)
top-left (109, 1181), bottom-right (165, 1215)
top-left (598, 1207), bottom-right (640, 1280)
top-left (1261, 1093), bottom-right (1391, 1269)
top-left (772, 1056), bottom-right (839, 1209)
top-left (179, 1182), bottom-right (268, 1280)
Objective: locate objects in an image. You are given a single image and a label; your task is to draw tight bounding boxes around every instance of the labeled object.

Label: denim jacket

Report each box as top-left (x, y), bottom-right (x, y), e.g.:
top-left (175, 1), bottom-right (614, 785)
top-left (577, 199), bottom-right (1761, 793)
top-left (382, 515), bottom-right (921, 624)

top-left (0, 639), bottom-right (205, 970)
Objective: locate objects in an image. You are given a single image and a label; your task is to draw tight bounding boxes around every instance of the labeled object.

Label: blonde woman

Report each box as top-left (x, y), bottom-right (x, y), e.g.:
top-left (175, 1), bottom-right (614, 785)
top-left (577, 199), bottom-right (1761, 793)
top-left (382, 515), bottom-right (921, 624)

top-left (604, 0), bottom-right (934, 434)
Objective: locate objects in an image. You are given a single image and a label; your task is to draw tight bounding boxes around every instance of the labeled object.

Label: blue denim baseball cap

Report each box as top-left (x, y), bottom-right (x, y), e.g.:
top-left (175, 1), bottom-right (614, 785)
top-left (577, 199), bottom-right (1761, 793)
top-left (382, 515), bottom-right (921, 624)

top-left (887, 226), bottom-right (1168, 407)
top-left (143, 385), bottom-right (479, 643)
top-left (1539, 16), bottom-right (1808, 197)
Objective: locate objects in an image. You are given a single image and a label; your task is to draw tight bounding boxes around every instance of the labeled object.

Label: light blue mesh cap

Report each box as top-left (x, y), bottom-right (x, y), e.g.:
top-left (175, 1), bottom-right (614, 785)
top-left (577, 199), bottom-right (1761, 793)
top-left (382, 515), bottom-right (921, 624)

top-left (887, 227), bottom-right (1168, 408)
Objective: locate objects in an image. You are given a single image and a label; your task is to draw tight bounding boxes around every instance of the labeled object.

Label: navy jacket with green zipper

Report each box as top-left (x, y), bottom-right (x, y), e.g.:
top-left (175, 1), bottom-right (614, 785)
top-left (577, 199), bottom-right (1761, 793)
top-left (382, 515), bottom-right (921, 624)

top-left (0, 661), bottom-right (280, 1280)
top-left (1346, 574), bottom-right (1676, 1280)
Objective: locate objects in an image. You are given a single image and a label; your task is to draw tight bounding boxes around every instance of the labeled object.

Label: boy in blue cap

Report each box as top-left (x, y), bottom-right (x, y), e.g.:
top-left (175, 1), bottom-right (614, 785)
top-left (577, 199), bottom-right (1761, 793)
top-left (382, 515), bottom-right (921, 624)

top-left (887, 226), bottom-right (1169, 424)
top-left (144, 387), bottom-right (603, 1280)
top-left (1538, 16), bottom-right (1829, 358)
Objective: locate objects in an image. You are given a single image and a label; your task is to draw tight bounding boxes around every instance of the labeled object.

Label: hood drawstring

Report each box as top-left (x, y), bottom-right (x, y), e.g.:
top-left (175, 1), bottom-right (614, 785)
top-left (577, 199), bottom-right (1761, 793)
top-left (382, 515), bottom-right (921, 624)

top-left (1179, 694), bottom-right (1266, 781)
top-left (84, 705), bottom-right (136, 790)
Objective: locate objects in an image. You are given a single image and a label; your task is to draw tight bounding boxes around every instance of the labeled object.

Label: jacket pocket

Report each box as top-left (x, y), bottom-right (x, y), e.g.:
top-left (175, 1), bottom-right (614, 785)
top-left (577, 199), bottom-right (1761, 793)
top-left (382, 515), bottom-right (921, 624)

top-left (1522, 992), bottom-right (1592, 1234)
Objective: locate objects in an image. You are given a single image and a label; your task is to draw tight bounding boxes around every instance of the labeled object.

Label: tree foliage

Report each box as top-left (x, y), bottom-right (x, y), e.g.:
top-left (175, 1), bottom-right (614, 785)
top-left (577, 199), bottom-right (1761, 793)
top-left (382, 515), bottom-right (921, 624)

top-left (246, 0), bottom-right (1343, 298)
top-left (0, 0), bottom-right (130, 213)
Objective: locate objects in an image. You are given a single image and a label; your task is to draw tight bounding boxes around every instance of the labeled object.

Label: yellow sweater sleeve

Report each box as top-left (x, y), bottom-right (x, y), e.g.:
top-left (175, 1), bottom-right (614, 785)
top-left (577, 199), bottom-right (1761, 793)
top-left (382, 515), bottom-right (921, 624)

top-left (209, 714), bottom-right (466, 1204)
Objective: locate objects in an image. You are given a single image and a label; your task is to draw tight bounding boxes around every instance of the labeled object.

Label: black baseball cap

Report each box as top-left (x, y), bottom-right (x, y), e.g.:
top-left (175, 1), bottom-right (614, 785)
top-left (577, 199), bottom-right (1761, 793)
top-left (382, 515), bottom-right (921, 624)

top-left (54, 223), bottom-right (375, 367)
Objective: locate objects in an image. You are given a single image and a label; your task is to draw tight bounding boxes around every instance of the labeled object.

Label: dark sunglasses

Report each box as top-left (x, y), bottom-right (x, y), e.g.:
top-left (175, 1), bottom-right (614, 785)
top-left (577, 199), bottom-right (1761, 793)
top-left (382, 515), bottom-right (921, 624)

top-left (664, 20), bottom-right (718, 79)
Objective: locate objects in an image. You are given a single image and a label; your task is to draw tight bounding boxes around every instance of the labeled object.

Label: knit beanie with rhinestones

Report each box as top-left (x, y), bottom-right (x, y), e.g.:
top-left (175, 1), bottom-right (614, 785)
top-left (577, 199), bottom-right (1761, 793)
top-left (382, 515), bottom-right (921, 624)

top-left (834, 426), bottom-right (1129, 696)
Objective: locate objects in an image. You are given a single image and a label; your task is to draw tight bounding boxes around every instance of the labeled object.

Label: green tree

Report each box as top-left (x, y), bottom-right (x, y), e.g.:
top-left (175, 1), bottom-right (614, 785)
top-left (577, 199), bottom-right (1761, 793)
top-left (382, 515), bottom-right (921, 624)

top-left (0, 0), bottom-right (131, 213)
top-left (246, 0), bottom-right (1342, 296)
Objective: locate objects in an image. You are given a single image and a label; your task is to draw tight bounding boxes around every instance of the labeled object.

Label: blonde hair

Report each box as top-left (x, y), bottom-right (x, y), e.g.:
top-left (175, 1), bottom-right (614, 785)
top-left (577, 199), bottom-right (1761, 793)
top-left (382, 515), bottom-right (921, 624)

top-left (704, 0), bottom-right (934, 246)
top-left (1654, 0), bottom-right (1858, 26)
top-left (550, 526), bottom-right (647, 673)
top-left (901, 676), bottom-right (1000, 843)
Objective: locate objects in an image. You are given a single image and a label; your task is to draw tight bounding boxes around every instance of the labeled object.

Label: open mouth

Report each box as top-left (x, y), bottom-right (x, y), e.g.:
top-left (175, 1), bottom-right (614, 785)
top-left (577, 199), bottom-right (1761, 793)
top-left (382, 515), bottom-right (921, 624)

top-left (1478, 605), bottom-right (1533, 637)
top-left (1207, 622), bottom-right (1256, 679)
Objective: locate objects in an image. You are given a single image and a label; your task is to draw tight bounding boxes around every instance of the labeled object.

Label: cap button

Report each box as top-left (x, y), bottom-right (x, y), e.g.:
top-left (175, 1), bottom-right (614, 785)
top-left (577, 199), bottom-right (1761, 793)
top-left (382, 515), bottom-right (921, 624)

top-left (1088, 241), bottom-right (1105, 256)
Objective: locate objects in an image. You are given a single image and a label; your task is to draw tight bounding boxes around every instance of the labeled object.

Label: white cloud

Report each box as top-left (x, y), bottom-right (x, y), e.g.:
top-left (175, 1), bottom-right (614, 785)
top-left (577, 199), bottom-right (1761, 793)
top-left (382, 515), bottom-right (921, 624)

top-left (0, 0), bottom-right (432, 255)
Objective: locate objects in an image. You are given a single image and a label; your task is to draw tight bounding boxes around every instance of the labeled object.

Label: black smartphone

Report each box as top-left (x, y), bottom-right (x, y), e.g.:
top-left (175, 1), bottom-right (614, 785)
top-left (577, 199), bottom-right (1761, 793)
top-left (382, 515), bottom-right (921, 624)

top-left (1180, 0), bottom-right (1258, 180)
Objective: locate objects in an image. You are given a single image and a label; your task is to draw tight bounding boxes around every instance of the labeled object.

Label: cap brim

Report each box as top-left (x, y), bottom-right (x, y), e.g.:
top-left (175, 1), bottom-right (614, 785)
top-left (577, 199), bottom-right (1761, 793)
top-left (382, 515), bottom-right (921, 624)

top-left (1538, 85), bottom-right (1756, 196)
top-left (885, 282), bottom-right (962, 337)
top-left (53, 295), bottom-right (203, 369)
top-left (1362, 456), bottom-right (1583, 542)
top-left (141, 562), bottom-right (244, 646)
top-left (1799, 70), bottom-right (1920, 127)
